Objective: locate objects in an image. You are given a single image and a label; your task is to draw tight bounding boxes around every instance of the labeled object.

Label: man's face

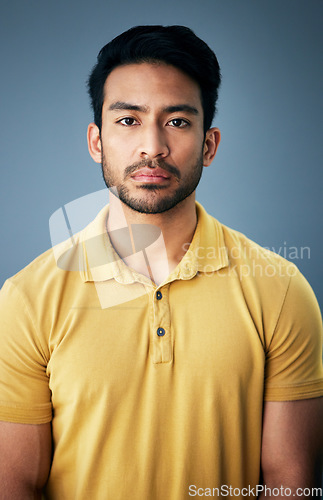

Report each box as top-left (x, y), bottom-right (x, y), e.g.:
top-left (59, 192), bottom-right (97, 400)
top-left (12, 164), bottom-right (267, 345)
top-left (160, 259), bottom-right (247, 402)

top-left (95, 62), bottom-right (209, 214)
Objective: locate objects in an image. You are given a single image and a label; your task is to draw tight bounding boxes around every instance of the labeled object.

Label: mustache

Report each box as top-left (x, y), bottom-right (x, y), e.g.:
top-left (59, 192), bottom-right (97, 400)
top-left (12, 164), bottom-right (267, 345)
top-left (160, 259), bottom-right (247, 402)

top-left (124, 159), bottom-right (181, 180)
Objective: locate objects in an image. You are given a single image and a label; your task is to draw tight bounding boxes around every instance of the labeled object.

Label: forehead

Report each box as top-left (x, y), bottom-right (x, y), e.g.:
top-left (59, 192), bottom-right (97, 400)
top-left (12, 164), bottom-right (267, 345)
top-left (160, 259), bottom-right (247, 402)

top-left (102, 62), bottom-right (203, 110)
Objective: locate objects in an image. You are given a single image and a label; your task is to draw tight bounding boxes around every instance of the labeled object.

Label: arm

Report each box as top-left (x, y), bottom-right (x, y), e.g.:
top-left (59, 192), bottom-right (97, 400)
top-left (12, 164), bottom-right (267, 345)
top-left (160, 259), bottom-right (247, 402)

top-left (260, 398), bottom-right (323, 499)
top-left (0, 421), bottom-right (52, 499)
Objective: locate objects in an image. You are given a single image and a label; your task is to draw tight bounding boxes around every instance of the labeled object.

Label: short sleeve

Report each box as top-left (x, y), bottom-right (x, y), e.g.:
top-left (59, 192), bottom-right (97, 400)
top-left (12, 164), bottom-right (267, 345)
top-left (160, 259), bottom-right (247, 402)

top-left (264, 269), bottom-right (323, 401)
top-left (0, 280), bottom-right (52, 423)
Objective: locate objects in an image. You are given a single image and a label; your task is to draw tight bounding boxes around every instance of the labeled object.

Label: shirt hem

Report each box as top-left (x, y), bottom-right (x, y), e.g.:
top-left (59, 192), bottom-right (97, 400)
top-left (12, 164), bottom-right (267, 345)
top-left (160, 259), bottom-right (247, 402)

top-left (264, 379), bottom-right (323, 401)
top-left (0, 403), bottom-right (52, 424)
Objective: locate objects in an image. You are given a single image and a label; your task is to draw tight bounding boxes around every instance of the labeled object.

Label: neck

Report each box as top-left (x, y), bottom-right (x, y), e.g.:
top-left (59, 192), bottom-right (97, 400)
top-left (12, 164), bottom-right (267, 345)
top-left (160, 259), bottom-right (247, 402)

top-left (107, 192), bottom-right (197, 285)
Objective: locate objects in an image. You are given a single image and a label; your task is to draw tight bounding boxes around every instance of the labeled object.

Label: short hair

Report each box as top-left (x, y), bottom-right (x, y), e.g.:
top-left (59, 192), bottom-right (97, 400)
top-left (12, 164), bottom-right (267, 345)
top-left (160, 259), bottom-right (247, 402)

top-left (87, 25), bottom-right (221, 135)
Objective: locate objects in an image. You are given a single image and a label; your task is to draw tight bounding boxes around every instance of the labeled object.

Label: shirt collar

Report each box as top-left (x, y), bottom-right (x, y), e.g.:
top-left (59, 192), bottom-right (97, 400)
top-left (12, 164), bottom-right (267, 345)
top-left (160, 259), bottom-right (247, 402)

top-left (77, 202), bottom-right (228, 284)
top-left (167, 202), bottom-right (229, 282)
top-left (79, 205), bottom-right (135, 283)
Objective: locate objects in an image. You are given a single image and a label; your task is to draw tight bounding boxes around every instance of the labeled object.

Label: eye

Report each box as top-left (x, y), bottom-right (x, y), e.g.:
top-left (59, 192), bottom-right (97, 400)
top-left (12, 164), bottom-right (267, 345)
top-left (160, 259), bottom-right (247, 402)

top-left (167, 118), bottom-right (190, 128)
top-left (117, 117), bottom-right (139, 126)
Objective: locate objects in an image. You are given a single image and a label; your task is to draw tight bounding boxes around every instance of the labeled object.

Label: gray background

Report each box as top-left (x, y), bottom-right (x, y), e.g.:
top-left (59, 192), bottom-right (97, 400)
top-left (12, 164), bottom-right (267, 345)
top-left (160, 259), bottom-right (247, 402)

top-left (1, 0), bottom-right (322, 308)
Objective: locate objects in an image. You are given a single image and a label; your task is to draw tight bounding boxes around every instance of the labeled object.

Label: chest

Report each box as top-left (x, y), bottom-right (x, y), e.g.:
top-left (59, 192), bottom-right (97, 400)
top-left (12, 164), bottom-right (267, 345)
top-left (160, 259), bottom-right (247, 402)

top-left (47, 274), bottom-right (265, 409)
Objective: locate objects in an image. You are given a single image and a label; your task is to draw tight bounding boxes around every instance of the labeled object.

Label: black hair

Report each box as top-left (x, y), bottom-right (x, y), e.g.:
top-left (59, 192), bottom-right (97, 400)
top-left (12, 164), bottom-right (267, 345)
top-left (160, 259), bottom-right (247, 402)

top-left (87, 25), bottom-right (221, 135)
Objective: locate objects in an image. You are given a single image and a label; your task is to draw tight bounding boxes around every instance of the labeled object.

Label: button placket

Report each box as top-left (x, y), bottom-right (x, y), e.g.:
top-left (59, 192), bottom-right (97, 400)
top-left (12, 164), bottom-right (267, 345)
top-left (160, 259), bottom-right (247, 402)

top-left (156, 289), bottom-right (165, 338)
top-left (151, 285), bottom-right (172, 363)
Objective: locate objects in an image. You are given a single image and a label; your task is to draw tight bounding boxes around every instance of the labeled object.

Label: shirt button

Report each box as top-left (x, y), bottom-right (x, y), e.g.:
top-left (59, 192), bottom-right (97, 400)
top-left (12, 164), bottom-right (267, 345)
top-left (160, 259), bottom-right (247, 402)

top-left (157, 327), bottom-right (165, 337)
top-left (156, 291), bottom-right (163, 300)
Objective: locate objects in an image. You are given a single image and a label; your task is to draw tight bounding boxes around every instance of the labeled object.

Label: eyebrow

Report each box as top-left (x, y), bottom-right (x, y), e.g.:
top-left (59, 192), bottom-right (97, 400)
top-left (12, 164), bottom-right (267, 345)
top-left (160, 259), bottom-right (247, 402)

top-left (108, 101), bottom-right (199, 115)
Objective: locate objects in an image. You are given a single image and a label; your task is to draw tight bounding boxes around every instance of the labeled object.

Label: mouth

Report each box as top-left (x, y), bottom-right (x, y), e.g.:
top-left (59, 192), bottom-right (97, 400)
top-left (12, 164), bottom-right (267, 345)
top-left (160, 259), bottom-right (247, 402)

top-left (130, 167), bottom-right (171, 184)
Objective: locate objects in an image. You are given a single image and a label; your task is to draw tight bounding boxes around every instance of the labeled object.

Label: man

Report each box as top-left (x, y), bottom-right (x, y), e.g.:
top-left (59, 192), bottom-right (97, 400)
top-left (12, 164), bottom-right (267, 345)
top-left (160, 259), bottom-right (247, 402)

top-left (0, 25), bottom-right (322, 500)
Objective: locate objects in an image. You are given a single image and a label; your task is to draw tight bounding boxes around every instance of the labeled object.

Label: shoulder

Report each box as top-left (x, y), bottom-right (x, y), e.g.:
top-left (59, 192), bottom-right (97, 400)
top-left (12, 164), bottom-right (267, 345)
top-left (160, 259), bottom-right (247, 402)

top-left (197, 202), bottom-right (295, 277)
top-left (2, 203), bottom-right (110, 297)
top-left (201, 208), bottom-right (321, 349)
top-left (221, 217), bottom-right (317, 294)
top-left (0, 227), bottom-right (86, 321)
top-left (221, 223), bottom-right (295, 274)
top-left (219, 222), bottom-right (319, 315)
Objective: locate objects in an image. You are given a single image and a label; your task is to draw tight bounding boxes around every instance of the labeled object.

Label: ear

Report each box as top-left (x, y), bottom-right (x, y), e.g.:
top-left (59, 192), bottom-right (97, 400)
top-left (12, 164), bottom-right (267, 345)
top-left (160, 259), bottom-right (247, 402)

top-left (87, 123), bottom-right (102, 164)
top-left (203, 127), bottom-right (221, 167)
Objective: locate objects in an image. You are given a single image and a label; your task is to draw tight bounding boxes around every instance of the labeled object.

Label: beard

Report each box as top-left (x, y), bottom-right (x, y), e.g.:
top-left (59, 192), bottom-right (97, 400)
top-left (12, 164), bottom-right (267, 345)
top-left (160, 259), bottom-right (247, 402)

top-left (101, 152), bottom-right (204, 214)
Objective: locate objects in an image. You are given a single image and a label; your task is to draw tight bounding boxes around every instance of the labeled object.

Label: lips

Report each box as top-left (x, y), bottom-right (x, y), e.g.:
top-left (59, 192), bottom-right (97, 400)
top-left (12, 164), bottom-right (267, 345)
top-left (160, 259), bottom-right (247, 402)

top-left (131, 167), bottom-right (171, 182)
top-left (131, 167), bottom-right (170, 178)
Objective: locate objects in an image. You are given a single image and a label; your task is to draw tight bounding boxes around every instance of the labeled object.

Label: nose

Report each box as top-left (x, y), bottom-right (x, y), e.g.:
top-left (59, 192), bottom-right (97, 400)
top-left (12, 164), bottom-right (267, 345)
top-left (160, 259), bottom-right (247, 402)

top-left (138, 124), bottom-right (169, 160)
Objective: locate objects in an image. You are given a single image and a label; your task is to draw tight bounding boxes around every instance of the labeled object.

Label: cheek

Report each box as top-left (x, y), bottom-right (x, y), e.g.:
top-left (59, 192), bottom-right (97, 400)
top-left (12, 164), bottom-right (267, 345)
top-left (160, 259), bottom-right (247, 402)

top-left (173, 136), bottom-right (203, 162)
top-left (101, 141), bottom-right (127, 167)
top-left (102, 132), bottom-right (138, 163)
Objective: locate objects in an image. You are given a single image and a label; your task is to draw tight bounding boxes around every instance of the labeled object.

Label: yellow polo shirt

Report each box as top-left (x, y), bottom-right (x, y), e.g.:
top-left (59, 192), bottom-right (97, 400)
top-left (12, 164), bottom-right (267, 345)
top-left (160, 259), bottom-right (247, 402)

top-left (0, 202), bottom-right (322, 499)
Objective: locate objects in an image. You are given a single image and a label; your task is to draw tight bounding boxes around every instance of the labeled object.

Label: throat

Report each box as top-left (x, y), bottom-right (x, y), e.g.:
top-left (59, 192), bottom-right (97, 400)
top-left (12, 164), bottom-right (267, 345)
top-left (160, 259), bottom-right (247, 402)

top-left (107, 192), bottom-right (198, 284)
